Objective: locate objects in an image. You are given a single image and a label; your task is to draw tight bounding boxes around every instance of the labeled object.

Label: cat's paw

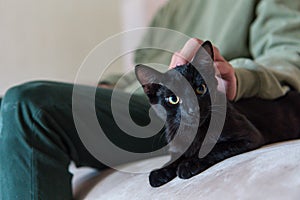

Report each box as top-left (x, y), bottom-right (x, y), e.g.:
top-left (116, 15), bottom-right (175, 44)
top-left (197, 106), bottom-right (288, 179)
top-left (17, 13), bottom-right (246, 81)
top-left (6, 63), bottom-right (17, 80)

top-left (149, 168), bottom-right (176, 187)
top-left (176, 158), bottom-right (202, 179)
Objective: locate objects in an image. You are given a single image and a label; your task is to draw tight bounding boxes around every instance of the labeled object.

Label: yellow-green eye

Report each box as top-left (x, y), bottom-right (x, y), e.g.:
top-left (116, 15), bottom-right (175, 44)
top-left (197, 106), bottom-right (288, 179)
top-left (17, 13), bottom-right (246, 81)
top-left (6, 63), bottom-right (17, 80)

top-left (196, 84), bottom-right (207, 95)
top-left (167, 95), bottom-right (180, 105)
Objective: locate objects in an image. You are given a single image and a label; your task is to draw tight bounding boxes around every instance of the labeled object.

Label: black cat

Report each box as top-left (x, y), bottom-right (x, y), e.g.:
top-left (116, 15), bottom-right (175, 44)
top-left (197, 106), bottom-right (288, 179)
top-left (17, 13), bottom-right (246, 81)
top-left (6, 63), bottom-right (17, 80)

top-left (135, 41), bottom-right (300, 187)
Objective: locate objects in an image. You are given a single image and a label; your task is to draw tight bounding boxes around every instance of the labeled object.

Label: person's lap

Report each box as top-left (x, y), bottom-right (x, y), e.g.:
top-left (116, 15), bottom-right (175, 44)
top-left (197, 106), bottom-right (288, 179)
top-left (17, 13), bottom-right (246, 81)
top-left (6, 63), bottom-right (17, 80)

top-left (0, 80), bottom-right (165, 200)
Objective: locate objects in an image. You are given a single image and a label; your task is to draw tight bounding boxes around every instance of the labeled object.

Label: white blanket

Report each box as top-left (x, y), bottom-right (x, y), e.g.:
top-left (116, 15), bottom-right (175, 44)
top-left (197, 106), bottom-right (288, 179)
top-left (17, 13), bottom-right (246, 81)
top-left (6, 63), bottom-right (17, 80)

top-left (72, 140), bottom-right (300, 200)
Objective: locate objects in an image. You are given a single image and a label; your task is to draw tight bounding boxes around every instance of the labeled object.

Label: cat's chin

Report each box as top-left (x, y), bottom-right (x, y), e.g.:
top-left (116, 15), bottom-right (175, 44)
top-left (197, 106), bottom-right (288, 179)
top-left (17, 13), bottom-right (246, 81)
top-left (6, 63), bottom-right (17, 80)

top-left (166, 124), bottom-right (200, 154)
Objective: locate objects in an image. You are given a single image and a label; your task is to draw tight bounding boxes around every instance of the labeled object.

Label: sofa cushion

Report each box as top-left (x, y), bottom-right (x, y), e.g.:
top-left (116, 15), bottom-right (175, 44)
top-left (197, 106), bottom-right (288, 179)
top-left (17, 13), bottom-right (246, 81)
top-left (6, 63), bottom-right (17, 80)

top-left (72, 140), bottom-right (300, 200)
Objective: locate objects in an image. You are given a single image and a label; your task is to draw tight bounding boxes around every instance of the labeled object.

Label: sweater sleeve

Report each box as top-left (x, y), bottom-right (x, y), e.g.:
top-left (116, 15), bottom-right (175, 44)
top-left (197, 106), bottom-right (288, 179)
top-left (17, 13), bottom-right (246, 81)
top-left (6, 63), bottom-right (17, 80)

top-left (232, 0), bottom-right (300, 100)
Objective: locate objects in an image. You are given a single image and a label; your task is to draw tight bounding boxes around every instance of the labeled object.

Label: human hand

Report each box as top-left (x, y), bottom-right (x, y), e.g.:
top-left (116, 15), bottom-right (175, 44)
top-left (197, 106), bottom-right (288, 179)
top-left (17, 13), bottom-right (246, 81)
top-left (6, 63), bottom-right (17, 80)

top-left (169, 38), bottom-right (237, 100)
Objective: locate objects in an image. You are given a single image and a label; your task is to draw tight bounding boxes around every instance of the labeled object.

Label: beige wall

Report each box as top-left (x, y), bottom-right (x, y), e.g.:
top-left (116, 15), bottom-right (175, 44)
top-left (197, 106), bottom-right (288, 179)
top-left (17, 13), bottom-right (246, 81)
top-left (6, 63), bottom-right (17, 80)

top-left (0, 0), bottom-right (123, 95)
top-left (0, 0), bottom-right (167, 95)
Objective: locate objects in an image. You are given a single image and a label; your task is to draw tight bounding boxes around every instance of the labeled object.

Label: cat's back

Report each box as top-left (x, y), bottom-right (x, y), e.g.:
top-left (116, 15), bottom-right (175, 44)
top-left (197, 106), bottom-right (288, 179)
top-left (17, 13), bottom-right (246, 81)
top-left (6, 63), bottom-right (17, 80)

top-left (234, 91), bottom-right (300, 113)
top-left (232, 91), bottom-right (300, 143)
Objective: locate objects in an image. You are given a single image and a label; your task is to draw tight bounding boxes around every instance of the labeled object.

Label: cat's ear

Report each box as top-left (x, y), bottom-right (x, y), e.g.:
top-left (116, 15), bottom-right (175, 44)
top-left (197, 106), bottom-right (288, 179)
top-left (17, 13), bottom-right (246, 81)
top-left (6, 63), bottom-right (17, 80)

top-left (191, 40), bottom-right (214, 70)
top-left (135, 64), bottom-right (162, 104)
top-left (194, 41), bottom-right (214, 61)
top-left (135, 64), bottom-right (162, 85)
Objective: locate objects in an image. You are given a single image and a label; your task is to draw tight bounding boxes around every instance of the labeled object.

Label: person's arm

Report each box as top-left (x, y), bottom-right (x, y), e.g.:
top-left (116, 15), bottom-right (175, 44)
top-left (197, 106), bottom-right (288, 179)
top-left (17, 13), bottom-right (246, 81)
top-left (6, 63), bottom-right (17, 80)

top-left (170, 0), bottom-right (300, 101)
top-left (232, 0), bottom-right (300, 100)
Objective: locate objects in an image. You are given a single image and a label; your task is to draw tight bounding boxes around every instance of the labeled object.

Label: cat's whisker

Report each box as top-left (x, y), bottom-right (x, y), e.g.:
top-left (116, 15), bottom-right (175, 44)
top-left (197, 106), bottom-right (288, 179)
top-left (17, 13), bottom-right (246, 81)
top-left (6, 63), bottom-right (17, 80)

top-left (169, 124), bottom-right (179, 135)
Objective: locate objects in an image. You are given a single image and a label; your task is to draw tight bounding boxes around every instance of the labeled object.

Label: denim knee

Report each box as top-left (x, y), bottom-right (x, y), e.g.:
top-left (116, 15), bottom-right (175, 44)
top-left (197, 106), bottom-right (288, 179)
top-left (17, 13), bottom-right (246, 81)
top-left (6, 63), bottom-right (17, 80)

top-left (0, 81), bottom-right (52, 136)
top-left (2, 81), bottom-right (55, 109)
top-left (0, 81), bottom-right (74, 148)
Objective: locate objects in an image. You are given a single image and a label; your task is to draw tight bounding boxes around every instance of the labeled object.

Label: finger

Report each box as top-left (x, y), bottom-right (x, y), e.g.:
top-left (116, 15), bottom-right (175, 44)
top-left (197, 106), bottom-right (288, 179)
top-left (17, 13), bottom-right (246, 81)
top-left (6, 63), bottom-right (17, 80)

top-left (180, 38), bottom-right (203, 61)
top-left (216, 73), bottom-right (237, 100)
top-left (169, 38), bottom-right (203, 69)
top-left (214, 61), bottom-right (232, 77)
top-left (169, 52), bottom-right (187, 69)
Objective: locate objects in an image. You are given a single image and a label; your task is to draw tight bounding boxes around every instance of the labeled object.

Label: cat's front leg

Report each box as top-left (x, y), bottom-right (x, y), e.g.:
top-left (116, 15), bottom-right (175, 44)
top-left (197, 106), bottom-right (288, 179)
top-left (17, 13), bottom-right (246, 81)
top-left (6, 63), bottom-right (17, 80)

top-left (149, 166), bottom-right (177, 187)
top-left (149, 156), bottom-right (183, 187)
top-left (177, 139), bottom-right (264, 179)
top-left (176, 157), bottom-right (205, 179)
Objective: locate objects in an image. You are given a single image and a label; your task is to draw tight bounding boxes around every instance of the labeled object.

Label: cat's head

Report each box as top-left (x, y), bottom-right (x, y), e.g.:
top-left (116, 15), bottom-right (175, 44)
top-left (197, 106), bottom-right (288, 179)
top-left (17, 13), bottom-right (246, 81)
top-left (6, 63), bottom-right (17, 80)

top-left (135, 41), bottom-right (218, 128)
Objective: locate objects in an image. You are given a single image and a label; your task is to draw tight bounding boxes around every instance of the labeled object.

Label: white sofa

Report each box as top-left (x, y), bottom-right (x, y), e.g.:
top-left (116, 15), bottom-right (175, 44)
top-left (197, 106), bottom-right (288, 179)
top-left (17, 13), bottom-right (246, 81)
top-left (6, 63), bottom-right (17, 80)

top-left (71, 140), bottom-right (300, 200)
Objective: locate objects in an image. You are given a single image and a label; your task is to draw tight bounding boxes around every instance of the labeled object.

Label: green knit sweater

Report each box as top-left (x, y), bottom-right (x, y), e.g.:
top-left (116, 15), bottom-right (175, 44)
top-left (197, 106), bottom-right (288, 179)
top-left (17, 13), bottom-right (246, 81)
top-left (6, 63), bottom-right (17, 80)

top-left (119, 0), bottom-right (300, 100)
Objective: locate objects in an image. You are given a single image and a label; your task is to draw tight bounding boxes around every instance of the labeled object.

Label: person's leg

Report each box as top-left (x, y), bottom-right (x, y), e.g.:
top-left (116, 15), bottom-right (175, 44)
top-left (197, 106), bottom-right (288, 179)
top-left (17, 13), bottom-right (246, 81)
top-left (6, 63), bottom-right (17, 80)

top-left (0, 81), bottom-right (165, 200)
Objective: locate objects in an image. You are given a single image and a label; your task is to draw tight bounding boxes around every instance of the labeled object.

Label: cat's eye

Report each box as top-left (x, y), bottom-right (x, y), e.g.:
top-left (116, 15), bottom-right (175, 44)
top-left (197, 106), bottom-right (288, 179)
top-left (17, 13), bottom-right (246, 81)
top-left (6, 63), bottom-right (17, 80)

top-left (166, 95), bottom-right (181, 105)
top-left (195, 84), bottom-right (207, 95)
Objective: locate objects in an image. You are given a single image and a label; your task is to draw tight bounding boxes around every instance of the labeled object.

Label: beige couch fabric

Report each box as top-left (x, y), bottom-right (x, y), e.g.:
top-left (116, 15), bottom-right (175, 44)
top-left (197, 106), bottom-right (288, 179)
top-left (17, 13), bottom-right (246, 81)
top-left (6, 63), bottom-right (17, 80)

top-left (72, 140), bottom-right (300, 200)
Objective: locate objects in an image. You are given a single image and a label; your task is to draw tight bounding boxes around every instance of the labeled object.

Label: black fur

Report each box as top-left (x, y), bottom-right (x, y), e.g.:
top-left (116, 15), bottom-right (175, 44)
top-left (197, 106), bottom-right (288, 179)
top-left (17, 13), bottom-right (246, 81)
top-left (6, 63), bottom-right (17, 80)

top-left (135, 41), bottom-right (300, 187)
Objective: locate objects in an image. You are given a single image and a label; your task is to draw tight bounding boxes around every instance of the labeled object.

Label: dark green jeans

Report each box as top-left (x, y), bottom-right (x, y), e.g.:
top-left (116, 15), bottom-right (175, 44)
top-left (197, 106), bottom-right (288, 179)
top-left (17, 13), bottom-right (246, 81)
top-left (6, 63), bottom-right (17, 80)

top-left (0, 81), bottom-right (165, 200)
